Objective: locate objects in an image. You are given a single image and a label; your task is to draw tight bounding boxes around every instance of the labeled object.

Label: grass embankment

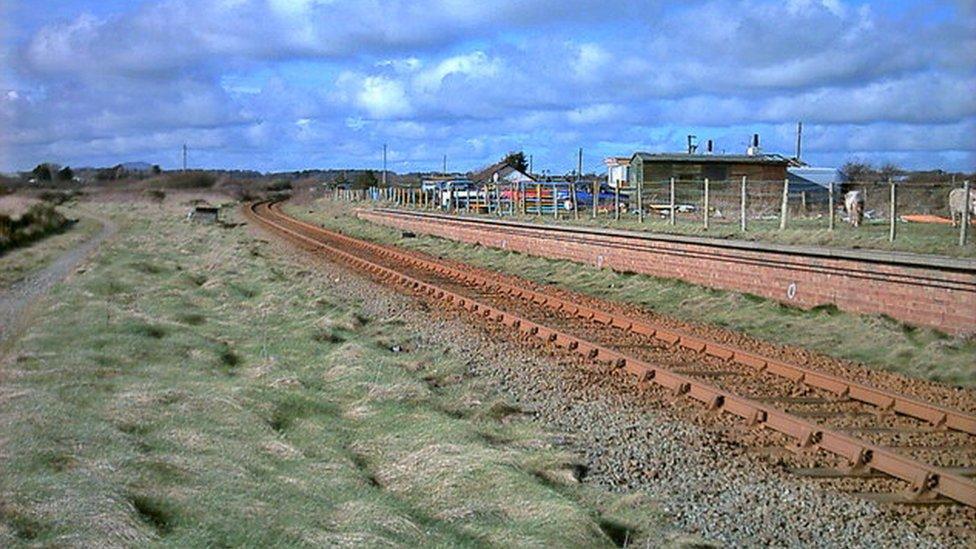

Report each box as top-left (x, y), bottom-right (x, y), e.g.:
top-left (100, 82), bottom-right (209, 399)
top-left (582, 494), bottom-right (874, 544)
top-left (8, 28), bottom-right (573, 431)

top-left (0, 201), bottom-right (669, 546)
top-left (290, 201), bottom-right (976, 387)
top-left (398, 207), bottom-right (975, 258)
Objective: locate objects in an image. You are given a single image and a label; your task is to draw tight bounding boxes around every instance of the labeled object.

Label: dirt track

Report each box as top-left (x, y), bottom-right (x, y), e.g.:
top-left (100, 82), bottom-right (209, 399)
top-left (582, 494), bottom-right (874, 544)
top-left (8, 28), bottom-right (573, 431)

top-left (0, 212), bottom-right (117, 346)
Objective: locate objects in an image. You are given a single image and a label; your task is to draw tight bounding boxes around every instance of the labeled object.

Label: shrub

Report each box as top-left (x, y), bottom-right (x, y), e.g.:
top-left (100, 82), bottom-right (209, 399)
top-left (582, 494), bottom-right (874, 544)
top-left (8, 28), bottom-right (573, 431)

top-left (153, 172), bottom-right (217, 189)
top-left (265, 179), bottom-right (292, 192)
top-left (0, 203), bottom-right (69, 253)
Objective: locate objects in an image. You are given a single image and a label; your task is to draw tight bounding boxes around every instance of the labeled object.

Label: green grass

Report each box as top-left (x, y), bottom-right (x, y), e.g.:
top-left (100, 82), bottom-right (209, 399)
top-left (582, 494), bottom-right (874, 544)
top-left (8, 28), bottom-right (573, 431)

top-left (400, 206), bottom-right (975, 258)
top-left (0, 201), bottom-right (673, 546)
top-left (0, 212), bottom-right (99, 290)
top-left (290, 201), bottom-right (976, 388)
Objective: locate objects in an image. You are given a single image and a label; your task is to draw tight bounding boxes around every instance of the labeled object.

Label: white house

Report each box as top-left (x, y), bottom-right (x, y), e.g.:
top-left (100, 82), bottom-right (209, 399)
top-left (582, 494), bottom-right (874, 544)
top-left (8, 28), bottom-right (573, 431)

top-left (604, 157), bottom-right (630, 189)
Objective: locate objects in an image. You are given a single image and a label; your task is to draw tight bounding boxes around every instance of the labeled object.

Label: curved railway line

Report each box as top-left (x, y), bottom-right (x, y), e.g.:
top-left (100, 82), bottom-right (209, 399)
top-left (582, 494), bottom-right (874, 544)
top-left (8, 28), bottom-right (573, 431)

top-left (245, 200), bottom-right (976, 518)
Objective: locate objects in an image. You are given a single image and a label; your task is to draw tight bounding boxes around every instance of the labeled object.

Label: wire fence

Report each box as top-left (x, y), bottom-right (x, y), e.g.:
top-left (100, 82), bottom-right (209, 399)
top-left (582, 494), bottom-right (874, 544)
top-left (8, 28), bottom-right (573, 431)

top-left (328, 178), bottom-right (975, 253)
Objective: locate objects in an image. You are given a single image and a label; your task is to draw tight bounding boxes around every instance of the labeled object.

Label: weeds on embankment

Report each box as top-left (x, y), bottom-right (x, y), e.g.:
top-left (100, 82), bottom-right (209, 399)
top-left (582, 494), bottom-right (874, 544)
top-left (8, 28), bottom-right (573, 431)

top-left (290, 201), bottom-right (976, 388)
top-left (0, 212), bottom-right (99, 290)
top-left (0, 200), bottom-right (670, 546)
top-left (0, 203), bottom-right (71, 255)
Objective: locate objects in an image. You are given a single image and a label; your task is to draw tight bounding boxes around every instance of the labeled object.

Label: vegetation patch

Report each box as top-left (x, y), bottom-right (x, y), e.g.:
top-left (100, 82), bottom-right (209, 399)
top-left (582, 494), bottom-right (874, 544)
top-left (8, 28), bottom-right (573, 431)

top-left (0, 203), bottom-right (71, 254)
top-left (0, 200), bottom-right (670, 546)
top-left (129, 494), bottom-right (178, 536)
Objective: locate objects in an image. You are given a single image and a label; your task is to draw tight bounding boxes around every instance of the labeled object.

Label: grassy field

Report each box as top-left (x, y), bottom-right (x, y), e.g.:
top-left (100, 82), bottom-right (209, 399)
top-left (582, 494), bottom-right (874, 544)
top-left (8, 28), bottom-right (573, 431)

top-left (386, 205), bottom-right (976, 258)
top-left (0, 211), bottom-right (100, 290)
top-left (0, 200), bottom-right (672, 546)
top-left (291, 201), bottom-right (976, 387)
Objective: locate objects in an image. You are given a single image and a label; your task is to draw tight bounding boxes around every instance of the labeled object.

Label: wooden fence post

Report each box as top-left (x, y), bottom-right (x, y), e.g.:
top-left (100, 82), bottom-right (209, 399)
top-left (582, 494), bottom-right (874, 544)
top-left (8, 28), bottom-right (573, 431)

top-left (571, 182), bottom-right (579, 220)
top-left (670, 177), bottom-right (676, 226)
top-left (828, 182), bottom-right (835, 231)
top-left (888, 178), bottom-right (897, 242)
top-left (592, 179), bottom-right (598, 219)
top-left (553, 183), bottom-right (559, 219)
top-left (703, 178), bottom-right (710, 230)
top-left (614, 182), bottom-right (620, 221)
top-left (962, 180), bottom-right (971, 247)
top-left (740, 176), bottom-right (747, 232)
top-left (637, 175), bottom-right (644, 223)
top-left (779, 178), bottom-right (789, 230)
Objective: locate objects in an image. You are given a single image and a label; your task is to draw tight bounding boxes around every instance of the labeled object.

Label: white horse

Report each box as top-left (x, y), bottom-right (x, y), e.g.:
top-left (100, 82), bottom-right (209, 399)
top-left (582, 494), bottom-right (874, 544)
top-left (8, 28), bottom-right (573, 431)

top-left (844, 190), bottom-right (865, 228)
top-left (948, 188), bottom-right (976, 227)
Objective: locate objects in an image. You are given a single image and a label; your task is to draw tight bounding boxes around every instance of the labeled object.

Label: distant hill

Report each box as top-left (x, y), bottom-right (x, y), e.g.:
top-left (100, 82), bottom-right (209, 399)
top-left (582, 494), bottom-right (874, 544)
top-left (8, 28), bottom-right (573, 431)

top-left (119, 162), bottom-right (154, 172)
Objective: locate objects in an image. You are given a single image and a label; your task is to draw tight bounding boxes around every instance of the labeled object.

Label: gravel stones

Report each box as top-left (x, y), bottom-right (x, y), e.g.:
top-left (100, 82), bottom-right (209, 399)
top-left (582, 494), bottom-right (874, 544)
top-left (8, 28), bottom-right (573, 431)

top-left (264, 231), bottom-right (956, 548)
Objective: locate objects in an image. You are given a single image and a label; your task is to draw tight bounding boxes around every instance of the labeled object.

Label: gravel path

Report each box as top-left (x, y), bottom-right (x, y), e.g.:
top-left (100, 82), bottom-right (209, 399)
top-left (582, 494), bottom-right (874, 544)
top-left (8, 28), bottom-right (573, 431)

top-left (260, 227), bottom-right (952, 548)
top-left (0, 212), bottom-right (117, 345)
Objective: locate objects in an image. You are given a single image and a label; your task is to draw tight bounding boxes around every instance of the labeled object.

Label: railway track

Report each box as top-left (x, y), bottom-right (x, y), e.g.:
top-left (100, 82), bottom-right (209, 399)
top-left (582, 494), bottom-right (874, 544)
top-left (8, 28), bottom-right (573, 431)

top-left (245, 200), bottom-right (976, 512)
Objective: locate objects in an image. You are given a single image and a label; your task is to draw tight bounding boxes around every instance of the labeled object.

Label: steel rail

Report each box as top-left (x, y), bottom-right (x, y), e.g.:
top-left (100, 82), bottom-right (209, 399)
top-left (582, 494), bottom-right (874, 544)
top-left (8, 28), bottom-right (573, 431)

top-left (246, 201), bottom-right (976, 508)
top-left (284, 203), bottom-right (976, 436)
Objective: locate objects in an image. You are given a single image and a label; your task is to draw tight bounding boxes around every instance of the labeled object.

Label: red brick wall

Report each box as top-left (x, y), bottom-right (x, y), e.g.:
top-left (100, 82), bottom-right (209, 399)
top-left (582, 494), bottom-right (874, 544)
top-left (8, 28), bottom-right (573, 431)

top-left (359, 210), bottom-right (976, 335)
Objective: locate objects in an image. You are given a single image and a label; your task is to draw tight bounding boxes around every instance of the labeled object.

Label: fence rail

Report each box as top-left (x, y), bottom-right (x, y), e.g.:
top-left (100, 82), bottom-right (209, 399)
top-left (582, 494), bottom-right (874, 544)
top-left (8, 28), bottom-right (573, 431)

top-left (327, 178), bottom-right (974, 252)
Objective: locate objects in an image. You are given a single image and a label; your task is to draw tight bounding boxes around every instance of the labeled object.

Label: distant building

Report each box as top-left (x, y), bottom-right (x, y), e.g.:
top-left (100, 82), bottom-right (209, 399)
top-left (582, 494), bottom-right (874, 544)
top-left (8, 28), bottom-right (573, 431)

top-left (604, 157), bottom-right (631, 189)
top-left (629, 133), bottom-right (796, 183)
top-left (420, 174), bottom-right (463, 192)
top-left (470, 160), bottom-right (535, 185)
top-left (630, 152), bottom-right (791, 184)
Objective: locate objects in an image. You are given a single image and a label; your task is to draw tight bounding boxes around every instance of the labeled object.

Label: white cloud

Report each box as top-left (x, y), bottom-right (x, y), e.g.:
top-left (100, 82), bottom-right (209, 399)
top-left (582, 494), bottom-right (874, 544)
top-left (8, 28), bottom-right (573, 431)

top-left (357, 76), bottom-right (411, 118)
top-left (573, 43), bottom-right (609, 82)
top-left (413, 51), bottom-right (501, 93)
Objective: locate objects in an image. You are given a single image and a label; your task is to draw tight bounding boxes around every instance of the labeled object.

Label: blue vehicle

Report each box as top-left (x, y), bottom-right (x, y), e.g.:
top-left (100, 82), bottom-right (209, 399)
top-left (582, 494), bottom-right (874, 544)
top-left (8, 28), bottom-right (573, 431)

top-left (574, 183), bottom-right (629, 211)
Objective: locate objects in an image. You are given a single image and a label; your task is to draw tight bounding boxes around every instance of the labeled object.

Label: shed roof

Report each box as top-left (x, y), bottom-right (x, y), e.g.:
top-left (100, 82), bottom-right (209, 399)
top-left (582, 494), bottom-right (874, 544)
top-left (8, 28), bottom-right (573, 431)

top-left (788, 167), bottom-right (844, 188)
top-left (631, 152), bottom-right (791, 165)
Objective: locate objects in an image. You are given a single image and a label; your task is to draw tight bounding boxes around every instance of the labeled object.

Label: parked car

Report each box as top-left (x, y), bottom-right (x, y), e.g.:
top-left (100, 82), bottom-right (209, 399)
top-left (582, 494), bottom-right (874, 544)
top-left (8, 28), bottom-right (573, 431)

top-left (503, 182), bottom-right (629, 212)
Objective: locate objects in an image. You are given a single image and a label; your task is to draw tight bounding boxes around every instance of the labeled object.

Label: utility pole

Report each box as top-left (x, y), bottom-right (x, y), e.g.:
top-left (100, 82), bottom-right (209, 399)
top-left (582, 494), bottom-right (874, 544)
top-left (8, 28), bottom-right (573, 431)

top-left (443, 154), bottom-right (447, 175)
top-left (382, 144), bottom-right (387, 188)
top-left (528, 154), bottom-right (533, 176)
top-left (182, 143), bottom-right (187, 172)
top-left (796, 121), bottom-right (803, 162)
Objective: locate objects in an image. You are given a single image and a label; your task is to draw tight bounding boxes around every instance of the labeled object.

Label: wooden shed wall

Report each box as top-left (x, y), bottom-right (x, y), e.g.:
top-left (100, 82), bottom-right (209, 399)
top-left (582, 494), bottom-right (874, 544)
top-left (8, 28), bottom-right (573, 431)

top-left (636, 161), bottom-right (788, 182)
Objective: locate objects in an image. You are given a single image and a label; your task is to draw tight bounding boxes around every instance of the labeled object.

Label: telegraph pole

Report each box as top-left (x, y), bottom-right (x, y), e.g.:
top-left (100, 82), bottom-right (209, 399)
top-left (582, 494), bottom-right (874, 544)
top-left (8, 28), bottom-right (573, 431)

top-left (182, 143), bottom-right (187, 172)
top-left (796, 121), bottom-right (803, 162)
top-left (577, 148), bottom-right (583, 182)
top-left (443, 154), bottom-right (447, 175)
top-left (382, 144), bottom-right (387, 188)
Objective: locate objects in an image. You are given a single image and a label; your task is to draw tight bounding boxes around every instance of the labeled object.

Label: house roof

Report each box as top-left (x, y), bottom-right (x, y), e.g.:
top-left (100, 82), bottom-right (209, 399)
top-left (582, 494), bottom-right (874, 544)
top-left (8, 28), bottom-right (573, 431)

top-left (470, 160), bottom-right (534, 183)
top-left (604, 157), bottom-right (631, 167)
top-left (631, 152), bottom-right (791, 165)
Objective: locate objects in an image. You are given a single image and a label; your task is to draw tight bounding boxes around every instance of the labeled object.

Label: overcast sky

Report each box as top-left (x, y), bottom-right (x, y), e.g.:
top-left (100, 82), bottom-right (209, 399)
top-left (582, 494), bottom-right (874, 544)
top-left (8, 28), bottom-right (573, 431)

top-left (1, 0), bottom-right (974, 174)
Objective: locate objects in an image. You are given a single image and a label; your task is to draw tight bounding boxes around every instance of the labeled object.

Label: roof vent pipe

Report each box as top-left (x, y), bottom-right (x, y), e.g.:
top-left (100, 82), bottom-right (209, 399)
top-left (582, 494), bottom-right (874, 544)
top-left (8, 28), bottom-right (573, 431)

top-left (747, 133), bottom-right (761, 156)
top-left (706, 140), bottom-right (714, 154)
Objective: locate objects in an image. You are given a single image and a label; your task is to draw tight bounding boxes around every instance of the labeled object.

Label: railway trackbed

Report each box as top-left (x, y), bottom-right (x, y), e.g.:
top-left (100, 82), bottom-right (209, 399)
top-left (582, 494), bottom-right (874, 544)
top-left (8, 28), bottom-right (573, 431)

top-left (245, 200), bottom-right (976, 513)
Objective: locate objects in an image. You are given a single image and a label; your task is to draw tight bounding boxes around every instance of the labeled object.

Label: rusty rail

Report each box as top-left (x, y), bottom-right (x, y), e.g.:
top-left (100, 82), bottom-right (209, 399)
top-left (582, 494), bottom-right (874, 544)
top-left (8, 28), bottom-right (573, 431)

top-left (246, 201), bottom-right (976, 508)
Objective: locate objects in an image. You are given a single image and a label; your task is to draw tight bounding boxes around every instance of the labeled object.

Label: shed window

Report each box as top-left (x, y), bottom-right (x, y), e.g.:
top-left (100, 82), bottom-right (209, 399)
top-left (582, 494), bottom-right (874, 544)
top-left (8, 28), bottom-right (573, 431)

top-left (702, 164), bottom-right (728, 181)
